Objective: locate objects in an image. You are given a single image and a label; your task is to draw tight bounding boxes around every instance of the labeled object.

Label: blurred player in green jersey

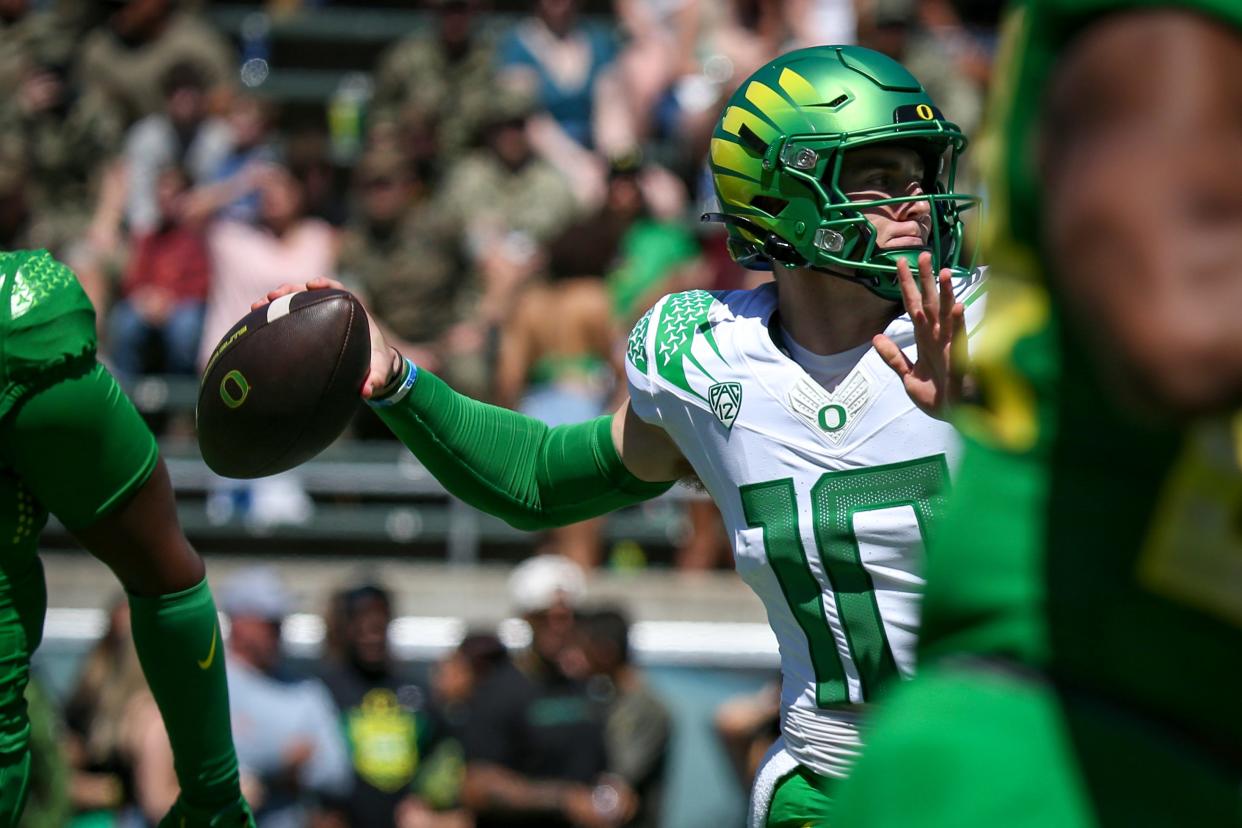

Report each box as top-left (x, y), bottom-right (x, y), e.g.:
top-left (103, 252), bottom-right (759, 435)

top-left (836, 1), bottom-right (1242, 825)
top-left (0, 249), bottom-right (253, 827)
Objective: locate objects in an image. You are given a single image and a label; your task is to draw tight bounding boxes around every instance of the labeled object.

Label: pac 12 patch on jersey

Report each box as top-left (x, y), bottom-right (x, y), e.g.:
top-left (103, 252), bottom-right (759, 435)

top-left (709, 382), bottom-right (743, 430)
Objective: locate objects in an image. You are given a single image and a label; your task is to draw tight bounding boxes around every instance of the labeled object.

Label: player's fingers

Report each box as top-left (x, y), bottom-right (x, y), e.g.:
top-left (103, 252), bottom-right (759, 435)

top-left (266, 283), bottom-right (305, 301)
top-left (918, 251), bottom-right (939, 319)
top-left (896, 258), bottom-right (922, 321)
top-left (306, 276), bottom-right (346, 291)
top-left (937, 270), bottom-right (955, 331)
top-left (874, 334), bottom-right (914, 378)
top-left (360, 370), bottom-right (382, 399)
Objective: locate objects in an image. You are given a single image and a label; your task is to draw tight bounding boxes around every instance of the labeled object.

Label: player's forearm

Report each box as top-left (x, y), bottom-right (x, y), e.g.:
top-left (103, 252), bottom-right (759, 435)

top-left (372, 367), bottom-right (673, 530)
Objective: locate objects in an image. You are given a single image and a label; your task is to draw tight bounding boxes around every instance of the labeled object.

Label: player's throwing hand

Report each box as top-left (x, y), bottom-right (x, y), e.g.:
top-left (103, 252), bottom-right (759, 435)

top-left (253, 278), bottom-right (401, 398)
top-left (872, 251), bottom-right (968, 419)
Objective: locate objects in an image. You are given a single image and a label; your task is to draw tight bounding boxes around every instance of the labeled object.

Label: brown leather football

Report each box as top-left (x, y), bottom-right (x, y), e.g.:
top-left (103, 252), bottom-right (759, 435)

top-left (196, 289), bottom-right (370, 479)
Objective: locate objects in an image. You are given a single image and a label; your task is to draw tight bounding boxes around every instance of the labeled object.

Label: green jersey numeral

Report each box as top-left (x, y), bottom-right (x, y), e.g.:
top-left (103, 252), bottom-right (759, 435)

top-left (740, 455), bottom-right (950, 706)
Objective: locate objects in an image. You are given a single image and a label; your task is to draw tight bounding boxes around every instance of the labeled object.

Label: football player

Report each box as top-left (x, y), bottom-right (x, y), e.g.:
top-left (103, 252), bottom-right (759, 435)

top-left (0, 250), bottom-right (253, 827)
top-left (261, 45), bottom-right (982, 826)
top-left (834, 1), bottom-right (1242, 826)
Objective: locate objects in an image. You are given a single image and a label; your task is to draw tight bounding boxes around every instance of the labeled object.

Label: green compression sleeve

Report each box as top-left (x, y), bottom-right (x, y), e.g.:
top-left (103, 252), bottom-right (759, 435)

top-left (129, 579), bottom-right (242, 813)
top-left (374, 370), bottom-right (675, 530)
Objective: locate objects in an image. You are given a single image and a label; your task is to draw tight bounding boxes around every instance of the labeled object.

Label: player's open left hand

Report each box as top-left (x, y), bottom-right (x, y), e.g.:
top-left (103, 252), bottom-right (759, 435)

top-left (252, 278), bottom-right (402, 399)
top-left (873, 251), bottom-right (968, 419)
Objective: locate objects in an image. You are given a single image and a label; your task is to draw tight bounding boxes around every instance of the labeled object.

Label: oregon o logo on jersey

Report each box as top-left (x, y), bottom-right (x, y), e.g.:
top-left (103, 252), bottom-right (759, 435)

top-left (709, 382), bottom-right (743, 430)
top-left (220, 370), bottom-right (251, 409)
top-left (818, 404), bottom-right (847, 432)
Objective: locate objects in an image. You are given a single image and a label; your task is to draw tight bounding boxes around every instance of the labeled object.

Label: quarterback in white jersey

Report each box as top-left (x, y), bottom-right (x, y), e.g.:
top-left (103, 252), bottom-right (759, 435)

top-left (626, 272), bottom-right (983, 822)
top-left (257, 44), bottom-right (981, 828)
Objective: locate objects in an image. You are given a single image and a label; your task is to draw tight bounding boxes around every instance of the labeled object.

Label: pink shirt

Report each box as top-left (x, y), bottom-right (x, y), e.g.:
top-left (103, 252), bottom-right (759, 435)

top-left (199, 219), bottom-right (337, 370)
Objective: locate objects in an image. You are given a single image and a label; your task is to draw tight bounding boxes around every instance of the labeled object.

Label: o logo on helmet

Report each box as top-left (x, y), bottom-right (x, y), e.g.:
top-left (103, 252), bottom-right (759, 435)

top-left (915, 104), bottom-right (935, 121)
top-left (220, 370), bottom-right (251, 409)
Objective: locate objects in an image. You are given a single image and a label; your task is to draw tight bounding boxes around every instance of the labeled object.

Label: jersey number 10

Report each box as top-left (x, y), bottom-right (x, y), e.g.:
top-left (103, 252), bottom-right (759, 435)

top-left (740, 455), bottom-right (950, 706)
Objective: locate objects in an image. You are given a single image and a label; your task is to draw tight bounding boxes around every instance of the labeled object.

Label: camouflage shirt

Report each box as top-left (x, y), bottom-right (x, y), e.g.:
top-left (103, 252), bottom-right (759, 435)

top-left (438, 152), bottom-right (579, 252)
top-left (338, 203), bottom-right (467, 344)
top-left (371, 33), bottom-right (497, 168)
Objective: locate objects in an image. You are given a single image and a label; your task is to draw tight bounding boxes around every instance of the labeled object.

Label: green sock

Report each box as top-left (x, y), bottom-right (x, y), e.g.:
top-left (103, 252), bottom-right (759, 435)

top-left (129, 578), bottom-right (240, 811)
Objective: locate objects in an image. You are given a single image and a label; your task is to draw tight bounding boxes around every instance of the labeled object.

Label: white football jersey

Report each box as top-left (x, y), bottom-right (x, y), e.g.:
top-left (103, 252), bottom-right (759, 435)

top-left (625, 273), bottom-right (986, 779)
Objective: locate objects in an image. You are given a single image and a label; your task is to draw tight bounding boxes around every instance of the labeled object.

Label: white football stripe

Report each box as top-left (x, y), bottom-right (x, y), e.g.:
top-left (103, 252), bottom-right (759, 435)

top-left (266, 293), bottom-right (296, 323)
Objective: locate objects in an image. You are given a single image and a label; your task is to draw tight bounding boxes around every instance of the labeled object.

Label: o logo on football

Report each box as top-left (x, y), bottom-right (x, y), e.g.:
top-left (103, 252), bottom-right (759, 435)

top-left (915, 103), bottom-right (935, 121)
top-left (818, 404), bottom-right (847, 432)
top-left (220, 370), bottom-right (251, 409)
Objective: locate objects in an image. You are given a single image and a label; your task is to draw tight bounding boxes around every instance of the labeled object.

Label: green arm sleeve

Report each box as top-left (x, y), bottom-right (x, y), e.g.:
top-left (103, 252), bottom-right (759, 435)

top-left (374, 370), bottom-right (675, 530)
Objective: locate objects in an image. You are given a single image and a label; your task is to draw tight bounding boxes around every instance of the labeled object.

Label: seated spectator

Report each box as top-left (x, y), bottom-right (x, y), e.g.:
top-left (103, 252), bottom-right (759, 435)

top-left (462, 555), bottom-right (634, 828)
top-left (499, 0), bottom-right (626, 154)
top-left (319, 583), bottom-right (461, 828)
top-left (286, 128), bottom-right (348, 228)
top-left (124, 60), bottom-right (232, 235)
top-left (0, 34), bottom-right (124, 262)
top-left (76, 0), bottom-right (235, 126)
top-left (197, 159), bottom-right (336, 393)
top-left (62, 599), bottom-right (156, 825)
top-left (396, 633), bottom-right (510, 828)
top-left (433, 633), bottom-right (510, 746)
top-left (337, 149), bottom-right (482, 399)
top-left (219, 567), bottom-right (353, 827)
top-left (493, 264), bottom-right (621, 569)
top-left (370, 0), bottom-right (496, 180)
top-left (499, 0), bottom-right (634, 207)
top-left (107, 165), bottom-right (209, 378)
top-left (554, 153), bottom-right (701, 327)
top-left (0, 160), bottom-right (30, 251)
top-left (612, 0), bottom-right (704, 147)
top-left (575, 608), bottom-right (672, 828)
top-left (438, 91), bottom-right (579, 356)
top-left (207, 93), bottom-right (280, 224)
top-left (544, 154), bottom-right (648, 283)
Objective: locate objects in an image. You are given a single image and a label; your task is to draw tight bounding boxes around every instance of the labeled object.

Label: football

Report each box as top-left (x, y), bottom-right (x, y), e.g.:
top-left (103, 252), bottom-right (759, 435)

top-left (196, 288), bottom-right (371, 479)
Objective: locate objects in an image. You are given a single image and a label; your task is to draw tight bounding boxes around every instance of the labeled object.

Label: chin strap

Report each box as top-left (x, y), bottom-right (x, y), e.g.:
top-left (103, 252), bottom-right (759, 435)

top-left (700, 212), bottom-right (805, 268)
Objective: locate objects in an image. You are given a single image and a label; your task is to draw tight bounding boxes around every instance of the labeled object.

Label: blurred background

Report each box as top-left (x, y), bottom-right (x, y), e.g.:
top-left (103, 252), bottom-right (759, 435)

top-left (3, 0), bottom-right (1001, 825)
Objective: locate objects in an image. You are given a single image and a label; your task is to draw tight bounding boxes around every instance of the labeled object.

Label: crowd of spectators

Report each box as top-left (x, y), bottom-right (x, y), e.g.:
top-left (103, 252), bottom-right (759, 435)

top-left (24, 558), bottom-right (669, 828)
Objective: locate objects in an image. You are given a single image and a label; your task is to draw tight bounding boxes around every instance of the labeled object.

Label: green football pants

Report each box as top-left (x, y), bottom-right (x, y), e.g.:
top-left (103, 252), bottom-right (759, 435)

top-left (751, 737), bottom-right (838, 827)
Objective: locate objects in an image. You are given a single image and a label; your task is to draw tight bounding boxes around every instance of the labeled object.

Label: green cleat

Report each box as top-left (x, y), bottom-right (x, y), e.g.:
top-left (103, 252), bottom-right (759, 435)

top-left (158, 797), bottom-right (256, 828)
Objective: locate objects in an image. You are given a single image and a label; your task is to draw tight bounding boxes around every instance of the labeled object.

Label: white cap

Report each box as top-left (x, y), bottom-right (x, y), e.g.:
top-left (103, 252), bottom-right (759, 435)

top-left (218, 566), bottom-right (293, 621)
top-left (507, 554), bottom-right (587, 615)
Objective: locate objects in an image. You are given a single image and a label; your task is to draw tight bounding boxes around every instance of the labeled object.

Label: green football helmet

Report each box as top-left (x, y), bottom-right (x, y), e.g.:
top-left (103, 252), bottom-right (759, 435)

top-left (704, 45), bottom-right (978, 300)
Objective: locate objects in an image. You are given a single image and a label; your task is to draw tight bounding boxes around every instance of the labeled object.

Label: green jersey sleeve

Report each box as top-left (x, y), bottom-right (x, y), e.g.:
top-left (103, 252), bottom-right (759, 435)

top-left (0, 250), bottom-right (97, 421)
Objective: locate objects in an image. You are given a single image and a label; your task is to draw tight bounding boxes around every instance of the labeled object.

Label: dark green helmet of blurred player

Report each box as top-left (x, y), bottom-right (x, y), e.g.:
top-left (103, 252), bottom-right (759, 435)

top-left (703, 45), bottom-right (978, 300)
